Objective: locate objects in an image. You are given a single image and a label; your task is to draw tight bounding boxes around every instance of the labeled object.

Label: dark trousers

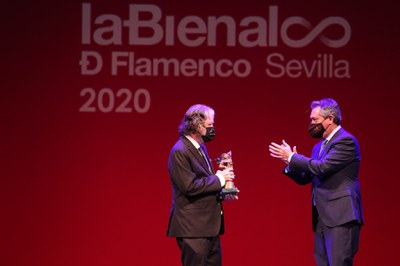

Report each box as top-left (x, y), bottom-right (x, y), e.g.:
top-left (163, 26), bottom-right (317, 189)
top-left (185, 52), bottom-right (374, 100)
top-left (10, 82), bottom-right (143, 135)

top-left (176, 236), bottom-right (222, 266)
top-left (314, 217), bottom-right (361, 266)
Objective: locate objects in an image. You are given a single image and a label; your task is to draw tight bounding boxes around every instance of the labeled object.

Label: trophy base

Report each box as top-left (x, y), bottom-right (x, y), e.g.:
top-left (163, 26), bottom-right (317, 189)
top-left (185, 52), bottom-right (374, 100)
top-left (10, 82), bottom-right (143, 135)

top-left (221, 187), bottom-right (239, 197)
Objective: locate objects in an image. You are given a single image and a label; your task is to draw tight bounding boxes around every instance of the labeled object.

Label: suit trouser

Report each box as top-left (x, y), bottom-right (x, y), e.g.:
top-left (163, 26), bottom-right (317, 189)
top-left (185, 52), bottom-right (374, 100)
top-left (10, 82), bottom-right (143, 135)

top-left (176, 236), bottom-right (222, 266)
top-left (314, 216), bottom-right (361, 266)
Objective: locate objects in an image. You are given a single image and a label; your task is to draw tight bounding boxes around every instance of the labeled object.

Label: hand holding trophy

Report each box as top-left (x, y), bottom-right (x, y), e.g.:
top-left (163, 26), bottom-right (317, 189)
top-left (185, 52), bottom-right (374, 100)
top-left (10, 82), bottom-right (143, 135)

top-left (215, 151), bottom-right (239, 199)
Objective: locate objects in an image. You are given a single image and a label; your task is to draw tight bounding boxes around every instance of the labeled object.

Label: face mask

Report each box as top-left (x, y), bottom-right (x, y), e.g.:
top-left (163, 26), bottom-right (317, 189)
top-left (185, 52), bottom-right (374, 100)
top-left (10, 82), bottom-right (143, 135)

top-left (202, 127), bottom-right (216, 142)
top-left (308, 121), bottom-right (326, 138)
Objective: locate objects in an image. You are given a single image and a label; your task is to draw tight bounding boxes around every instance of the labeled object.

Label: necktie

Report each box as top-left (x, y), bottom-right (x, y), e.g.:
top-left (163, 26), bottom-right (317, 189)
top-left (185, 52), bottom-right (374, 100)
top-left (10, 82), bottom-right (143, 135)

top-left (199, 146), bottom-right (213, 173)
top-left (319, 139), bottom-right (328, 155)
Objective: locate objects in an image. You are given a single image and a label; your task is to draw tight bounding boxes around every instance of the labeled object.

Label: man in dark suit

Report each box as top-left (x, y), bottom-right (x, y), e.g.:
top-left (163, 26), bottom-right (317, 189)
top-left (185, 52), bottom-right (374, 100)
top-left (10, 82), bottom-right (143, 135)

top-left (269, 98), bottom-right (364, 266)
top-left (167, 104), bottom-right (236, 266)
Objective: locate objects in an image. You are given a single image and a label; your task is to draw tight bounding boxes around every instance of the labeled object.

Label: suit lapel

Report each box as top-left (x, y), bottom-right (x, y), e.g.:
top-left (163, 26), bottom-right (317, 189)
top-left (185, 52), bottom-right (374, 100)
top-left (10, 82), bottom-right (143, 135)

top-left (200, 144), bottom-right (215, 174)
top-left (181, 137), bottom-right (213, 174)
top-left (317, 140), bottom-right (325, 159)
top-left (319, 128), bottom-right (345, 158)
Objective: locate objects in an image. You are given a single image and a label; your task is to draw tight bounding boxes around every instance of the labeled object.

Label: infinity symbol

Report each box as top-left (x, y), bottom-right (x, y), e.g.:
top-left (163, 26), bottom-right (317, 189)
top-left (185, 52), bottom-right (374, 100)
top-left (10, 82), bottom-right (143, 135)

top-left (281, 17), bottom-right (351, 48)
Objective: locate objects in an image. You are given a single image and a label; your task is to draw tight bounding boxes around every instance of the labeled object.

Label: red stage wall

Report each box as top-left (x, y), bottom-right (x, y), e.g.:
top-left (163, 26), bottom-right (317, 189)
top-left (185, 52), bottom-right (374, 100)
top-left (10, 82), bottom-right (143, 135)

top-left (2, 1), bottom-right (399, 265)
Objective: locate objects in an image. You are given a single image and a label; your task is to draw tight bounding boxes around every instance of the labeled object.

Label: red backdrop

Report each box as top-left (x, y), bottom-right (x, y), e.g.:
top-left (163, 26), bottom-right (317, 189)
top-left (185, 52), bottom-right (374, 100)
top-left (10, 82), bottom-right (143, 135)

top-left (2, 1), bottom-right (399, 265)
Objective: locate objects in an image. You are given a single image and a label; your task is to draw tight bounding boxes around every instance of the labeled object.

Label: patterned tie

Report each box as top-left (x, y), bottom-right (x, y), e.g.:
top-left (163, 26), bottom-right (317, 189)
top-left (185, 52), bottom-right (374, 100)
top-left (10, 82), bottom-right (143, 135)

top-left (199, 146), bottom-right (213, 173)
top-left (319, 139), bottom-right (328, 156)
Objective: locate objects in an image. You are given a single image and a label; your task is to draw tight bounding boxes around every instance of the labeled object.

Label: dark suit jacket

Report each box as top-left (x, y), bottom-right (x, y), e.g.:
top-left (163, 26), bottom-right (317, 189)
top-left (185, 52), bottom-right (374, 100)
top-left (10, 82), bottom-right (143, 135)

top-left (285, 127), bottom-right (364, 230)
top-left (167, 136), bottom-right (224, 237)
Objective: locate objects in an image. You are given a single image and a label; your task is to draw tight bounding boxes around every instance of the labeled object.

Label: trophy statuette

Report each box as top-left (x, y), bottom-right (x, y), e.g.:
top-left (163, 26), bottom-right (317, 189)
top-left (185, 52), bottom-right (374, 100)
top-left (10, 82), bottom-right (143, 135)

top-left (215, 151), bottom-right (239, 197)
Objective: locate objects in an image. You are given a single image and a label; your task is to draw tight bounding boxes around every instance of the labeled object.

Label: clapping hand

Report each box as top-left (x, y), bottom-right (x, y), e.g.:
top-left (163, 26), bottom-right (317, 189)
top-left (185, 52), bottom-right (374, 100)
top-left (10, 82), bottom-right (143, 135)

top-left (269, 140), bottom-right (297, 164)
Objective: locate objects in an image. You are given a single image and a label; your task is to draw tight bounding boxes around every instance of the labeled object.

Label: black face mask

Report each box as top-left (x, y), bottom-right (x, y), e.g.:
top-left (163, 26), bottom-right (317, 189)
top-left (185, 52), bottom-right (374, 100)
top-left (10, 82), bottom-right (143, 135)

top-left (202, 127), bottom-right (216, 142)
top-left (308, 122), bottom-right (326, 138)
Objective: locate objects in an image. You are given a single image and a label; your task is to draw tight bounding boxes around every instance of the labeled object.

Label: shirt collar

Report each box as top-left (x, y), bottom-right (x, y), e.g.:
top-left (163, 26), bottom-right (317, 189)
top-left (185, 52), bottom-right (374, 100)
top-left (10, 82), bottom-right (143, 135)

top-left (185, 135), bottom-right (201, 149)
top-left (325, 125), bottom-right (341, 142)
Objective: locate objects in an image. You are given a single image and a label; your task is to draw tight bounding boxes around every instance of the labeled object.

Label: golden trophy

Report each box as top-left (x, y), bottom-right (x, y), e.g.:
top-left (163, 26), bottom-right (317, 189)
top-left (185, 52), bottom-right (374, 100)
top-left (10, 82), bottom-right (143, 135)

top-left (215, 151), bottom-right (239, 197)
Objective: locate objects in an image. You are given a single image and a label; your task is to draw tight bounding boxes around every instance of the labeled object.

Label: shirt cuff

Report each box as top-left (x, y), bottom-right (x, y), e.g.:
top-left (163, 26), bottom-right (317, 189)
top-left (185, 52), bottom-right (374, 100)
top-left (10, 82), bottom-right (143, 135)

top-left (284, 165), bottom-right (291, 173)
top-left (216, 173), bottom-right (225, 187)
top-left (288, 152), bottom-right (294, 162)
